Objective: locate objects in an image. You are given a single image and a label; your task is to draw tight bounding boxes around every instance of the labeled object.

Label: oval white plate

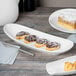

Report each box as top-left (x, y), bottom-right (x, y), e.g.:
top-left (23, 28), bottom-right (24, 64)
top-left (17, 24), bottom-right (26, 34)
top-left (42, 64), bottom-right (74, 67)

top-left (3, 23), bottom-right (74, 55)
top-left (49, 8), bottom-right (76, 33)
top-left (46, 55), bottom-right (76, 75)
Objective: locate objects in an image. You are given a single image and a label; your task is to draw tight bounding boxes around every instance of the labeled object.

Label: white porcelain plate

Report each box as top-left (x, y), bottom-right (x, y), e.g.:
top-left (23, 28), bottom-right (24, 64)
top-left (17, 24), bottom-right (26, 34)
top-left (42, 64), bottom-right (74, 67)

top-left (46, 55), bottom-right (76, 75)
top-left (3, 23), bottom-right (74, 55)
top-left (49, 8), bottom-right (76, 33)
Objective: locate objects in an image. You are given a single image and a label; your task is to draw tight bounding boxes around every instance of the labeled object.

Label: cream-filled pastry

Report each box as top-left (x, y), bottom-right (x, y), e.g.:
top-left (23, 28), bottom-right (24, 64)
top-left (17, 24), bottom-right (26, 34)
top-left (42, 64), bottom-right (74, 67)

top-left (16, 31), bottom-right (29, 39)
top-left (35, 38), bottom-right (48, 48)
top-left (24, 35), bottom-right (37, 44)
top-left (46, 42), bottom-right (60, 51)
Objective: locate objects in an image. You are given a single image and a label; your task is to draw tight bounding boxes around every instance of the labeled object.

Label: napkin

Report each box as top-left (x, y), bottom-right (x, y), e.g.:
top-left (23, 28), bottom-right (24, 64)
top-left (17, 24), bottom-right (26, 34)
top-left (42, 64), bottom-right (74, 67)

top-left (0, 41), bottom-right (20, 64)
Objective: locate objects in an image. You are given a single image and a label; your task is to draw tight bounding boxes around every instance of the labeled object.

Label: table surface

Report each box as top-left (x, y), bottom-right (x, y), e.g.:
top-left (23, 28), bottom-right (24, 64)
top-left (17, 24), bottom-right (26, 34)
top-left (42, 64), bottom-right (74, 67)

top-left (0, 7), bottom-right (76, 76)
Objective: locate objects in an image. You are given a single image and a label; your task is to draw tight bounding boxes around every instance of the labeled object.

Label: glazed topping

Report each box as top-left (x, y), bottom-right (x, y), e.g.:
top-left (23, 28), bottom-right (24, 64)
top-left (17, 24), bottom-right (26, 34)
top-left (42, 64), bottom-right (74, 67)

top-left (46, 42), bottom-right (60, 48)
top-left (36, 38), bottom-right (48, 44)
top-left (25, 35), bottom-right (37, 42)
top-left (16, 31), bottom-right (29, 36)
top-left (59, 13), bottom-right (76, 23)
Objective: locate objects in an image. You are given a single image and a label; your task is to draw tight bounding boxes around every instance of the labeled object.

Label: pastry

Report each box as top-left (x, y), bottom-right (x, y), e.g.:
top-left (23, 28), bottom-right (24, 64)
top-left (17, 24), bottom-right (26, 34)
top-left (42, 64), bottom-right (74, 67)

top-left (74, 61), bottom-right (76, 65)
top-left (16, 31), bottom-right (29, 39)
top-left (24, 35), bottom-right (37, 44)
top-left (46, 42), bottom-right (60, 51)
top-left (35, 38), bottom-right (48, 48)
top-left (64, 62), bottom-right (73, 71)
top-left (64, 61), bottom-right (76, 71)
top-left (58, 13), bottom-right (76, 30)
top-left (72, 61), bottom-right (76, 70)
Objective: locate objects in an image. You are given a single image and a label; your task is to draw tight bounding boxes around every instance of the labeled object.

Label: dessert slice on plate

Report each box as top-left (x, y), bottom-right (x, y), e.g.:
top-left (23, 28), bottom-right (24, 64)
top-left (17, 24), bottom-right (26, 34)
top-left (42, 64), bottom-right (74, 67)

top-left (46, 55), bottom-right (76, 75)
top-left (58, 13), bottom-right (76, 30)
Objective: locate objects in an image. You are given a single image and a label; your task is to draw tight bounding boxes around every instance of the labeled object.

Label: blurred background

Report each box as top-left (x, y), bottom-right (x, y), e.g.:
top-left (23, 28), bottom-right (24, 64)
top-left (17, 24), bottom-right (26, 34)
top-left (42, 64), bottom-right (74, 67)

top-left (38, 0), bottom-right (76, 7)
top-left (19, 0), bottom-right (76, 12)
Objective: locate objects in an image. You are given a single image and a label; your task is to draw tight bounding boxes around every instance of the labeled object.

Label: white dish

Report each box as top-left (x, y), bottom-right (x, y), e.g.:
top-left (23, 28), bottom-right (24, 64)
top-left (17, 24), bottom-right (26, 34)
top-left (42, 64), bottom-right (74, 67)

top-left (49, 8), bottom-right (76, 33)
top-left (46, 55), bottom-right (76, 75)
top-left (3, 23), bottom-right (74, 55)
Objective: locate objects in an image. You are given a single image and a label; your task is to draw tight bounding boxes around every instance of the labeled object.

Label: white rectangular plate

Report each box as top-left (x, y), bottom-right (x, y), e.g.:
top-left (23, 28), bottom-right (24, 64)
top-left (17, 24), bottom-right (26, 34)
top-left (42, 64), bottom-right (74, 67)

top-left (3, 23), bottom-right (74, 55)
top-left (46, 55), bottom-right (76, 75)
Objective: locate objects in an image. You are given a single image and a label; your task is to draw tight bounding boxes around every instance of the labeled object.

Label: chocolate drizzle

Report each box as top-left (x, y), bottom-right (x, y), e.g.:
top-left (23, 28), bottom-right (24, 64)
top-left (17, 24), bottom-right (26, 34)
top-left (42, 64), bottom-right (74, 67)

top-left (25, 35), bottom-right (37, 42)
top-left (16, 31), bottom-right (29, 36)
top-left (36, 38), bottom-right (48, 44)
top-left (46, 42), bottom-right (60, 48)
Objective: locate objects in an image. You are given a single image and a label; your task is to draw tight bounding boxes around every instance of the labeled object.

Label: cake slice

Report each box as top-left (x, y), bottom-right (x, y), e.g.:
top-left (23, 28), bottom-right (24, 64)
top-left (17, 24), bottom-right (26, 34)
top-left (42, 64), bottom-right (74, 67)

top-left (58, 13), bottom-right (76, 30)
top-left (64, 61), bottom-right (76, 71)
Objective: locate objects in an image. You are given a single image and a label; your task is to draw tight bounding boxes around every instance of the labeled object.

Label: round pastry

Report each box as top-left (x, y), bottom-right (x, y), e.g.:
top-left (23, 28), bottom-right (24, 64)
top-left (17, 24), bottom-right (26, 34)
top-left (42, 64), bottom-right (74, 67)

top-left (24, 35), bottom-right (37, 44)
top-left (35, 38), bottom-right (48, 48)
top-left (16, 31), bottom-right (29, 39)
top-left (46, 42), bottom-right (60, 51)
